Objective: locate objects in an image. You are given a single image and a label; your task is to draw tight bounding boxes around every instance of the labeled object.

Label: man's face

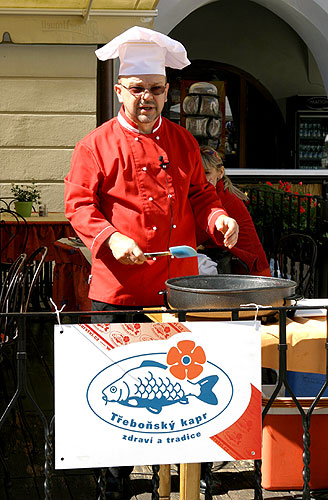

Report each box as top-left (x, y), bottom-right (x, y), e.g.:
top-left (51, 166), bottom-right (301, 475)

top-left (115, 74), bottom-right (169, 133)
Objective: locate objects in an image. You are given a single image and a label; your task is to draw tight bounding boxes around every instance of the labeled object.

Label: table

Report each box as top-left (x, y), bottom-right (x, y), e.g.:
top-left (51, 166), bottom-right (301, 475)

top-left (261, 314), bottom-right (328, 374)
top-left (0, 211), bottom-right (75, 262)
top-left (1, 212), bottom-right (76, 305)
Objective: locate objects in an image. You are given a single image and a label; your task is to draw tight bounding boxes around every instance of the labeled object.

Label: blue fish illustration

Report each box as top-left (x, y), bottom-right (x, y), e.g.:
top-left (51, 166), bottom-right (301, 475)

top-left (102, 360), bottom-right (218, 414)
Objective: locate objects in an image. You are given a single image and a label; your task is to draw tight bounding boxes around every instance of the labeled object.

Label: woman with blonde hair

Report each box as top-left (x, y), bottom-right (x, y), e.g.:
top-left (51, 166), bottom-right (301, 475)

top-left (197, 145), bottom-right (271, 277)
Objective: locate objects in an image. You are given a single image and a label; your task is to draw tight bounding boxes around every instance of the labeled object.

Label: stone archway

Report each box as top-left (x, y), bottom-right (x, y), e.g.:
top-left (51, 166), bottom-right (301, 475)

top-left (253, 0), bottom-right (328, 93)
top-left (155, 0), bottom-right (328, 93)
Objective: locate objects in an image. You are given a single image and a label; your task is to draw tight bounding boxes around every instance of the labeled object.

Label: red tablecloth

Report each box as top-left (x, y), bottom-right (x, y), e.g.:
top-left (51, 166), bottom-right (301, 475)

top-left (1, 212), bottom-right (75, 262)
top-left (52, 240), bottom-right (92, 311)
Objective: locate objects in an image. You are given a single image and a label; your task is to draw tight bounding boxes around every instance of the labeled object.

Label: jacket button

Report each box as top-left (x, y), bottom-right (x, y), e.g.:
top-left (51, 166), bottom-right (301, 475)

top-left (156, 136), bottom-right (160, 140)
top-left (135, 137), bottom-right (139, 141)
top-left (172, 224), bottom-right (177, 228)
top-left (142, 167), bottom-right (147, 171)
top-left (152, 226), bottom-right (157, 231)
top-left (149, 197), bottom-right (153, 201)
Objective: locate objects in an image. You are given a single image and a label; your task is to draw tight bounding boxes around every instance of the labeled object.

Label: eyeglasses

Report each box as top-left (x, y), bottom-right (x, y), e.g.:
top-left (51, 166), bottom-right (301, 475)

top-left (120, 83), bottom-right (166, 97)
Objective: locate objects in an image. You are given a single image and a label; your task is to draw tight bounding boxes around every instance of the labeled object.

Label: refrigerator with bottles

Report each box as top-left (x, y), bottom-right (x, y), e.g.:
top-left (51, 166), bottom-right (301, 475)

top-left (286, 95), bottom-right (328, 169)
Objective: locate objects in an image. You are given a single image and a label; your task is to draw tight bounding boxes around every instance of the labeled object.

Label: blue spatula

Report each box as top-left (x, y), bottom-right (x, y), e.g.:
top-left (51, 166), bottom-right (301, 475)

top-left (144, 245), bottom-right (197, 259)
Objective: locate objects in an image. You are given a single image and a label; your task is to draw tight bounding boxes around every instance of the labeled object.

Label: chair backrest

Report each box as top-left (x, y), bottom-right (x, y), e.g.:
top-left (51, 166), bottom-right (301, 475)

top-left (0, 208), bottom-right (29, 258)
top-left (22, 246), bottom-right (48, 312)
top-left (0, 198), bottom-right (11, 210)
top-left (273, 233), bottom-right (318, 298)
top-left (0, 253), bottom-right (27, 344)
top-left (0, 247), bottom-right (48, 346)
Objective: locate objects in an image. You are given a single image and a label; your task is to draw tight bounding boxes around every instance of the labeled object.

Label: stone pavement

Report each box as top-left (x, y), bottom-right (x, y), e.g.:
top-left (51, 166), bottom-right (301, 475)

top-left (128, 461), bottom-right (306, 500)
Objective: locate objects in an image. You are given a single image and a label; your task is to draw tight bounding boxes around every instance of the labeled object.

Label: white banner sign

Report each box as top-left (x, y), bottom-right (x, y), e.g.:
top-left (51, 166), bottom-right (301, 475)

top-left (55, 321), bottom-right (261, 469)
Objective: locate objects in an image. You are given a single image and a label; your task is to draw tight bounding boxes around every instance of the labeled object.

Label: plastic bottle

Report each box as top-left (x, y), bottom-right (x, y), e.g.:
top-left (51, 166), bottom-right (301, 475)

top-left (321, 134), bottom-right (328, 168)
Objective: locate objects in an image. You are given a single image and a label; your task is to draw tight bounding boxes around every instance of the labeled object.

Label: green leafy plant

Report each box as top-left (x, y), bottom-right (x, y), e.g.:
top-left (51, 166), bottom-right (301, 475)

top-left (11, 182), bottom-right (42, 206)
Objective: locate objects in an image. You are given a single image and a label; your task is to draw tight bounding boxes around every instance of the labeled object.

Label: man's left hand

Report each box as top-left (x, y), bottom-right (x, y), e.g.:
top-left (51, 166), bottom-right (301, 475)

top-left (215, 215), bottom-right (239, 249)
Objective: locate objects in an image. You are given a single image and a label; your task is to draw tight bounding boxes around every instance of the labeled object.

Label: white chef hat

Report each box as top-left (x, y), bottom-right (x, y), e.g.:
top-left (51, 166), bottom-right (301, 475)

top-left (95, 26), bottom-right (190, 76)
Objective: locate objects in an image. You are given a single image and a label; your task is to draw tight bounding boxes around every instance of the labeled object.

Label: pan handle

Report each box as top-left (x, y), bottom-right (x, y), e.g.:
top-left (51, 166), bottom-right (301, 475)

top-left (158, 289), bottom-right (170, 308)
top-left (145, 251), bottom-right (171, 258)
top-left (284, 293), bottom-right (303, 305)
top-left (285, 293), bottom-right (303, 319)
top-left (158, 292), bottom-right (303, 311)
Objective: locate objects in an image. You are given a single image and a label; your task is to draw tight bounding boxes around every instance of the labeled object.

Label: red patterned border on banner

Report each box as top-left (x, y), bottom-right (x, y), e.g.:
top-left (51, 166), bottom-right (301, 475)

top-left (210, 384), bottom-right (261, 459)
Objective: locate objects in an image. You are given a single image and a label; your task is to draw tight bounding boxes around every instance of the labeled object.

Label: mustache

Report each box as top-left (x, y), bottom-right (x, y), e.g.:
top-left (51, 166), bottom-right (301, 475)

top-left (138, 101), bottom-right (156, 107)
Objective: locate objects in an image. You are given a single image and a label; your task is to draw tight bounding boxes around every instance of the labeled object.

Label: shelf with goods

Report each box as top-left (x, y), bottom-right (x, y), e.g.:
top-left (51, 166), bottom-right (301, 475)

top-left (165, 79), bottom-right (226, 157)
top-left (297, 118), bottom-right (328, 169)
top-left (286, 95), bottom-right (328, 169)
top-left (298, 137), bottom-right (324, 169)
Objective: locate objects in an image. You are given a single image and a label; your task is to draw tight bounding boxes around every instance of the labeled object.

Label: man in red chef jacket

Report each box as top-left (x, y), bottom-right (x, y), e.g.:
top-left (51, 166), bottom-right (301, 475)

top-left (64, 26), bottom-right (238, 499)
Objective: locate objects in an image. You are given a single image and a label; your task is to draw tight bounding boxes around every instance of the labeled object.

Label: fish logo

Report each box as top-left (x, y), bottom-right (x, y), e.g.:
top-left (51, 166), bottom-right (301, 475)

top-left (87, 337), bottom-right (234, 433)
top-left (102, 359), bottom-right (218, 414)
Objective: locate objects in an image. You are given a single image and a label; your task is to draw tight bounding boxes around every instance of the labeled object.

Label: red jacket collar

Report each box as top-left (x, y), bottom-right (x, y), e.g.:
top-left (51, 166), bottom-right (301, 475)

top-left (118, 106), bottom-right (162, 135)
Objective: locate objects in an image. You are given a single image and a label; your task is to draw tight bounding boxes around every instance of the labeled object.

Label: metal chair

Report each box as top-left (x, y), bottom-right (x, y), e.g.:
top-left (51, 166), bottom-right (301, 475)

top-left (0, 247), bottom-right (48, 345)
top-left (0, 253), bottom-right (27, 345)
top-left (0, 247), bottom-right (50, 494)
top-left (0, 253), bottom-right (27, 485)
top-left (0, 209), bottom-right (29, 292)
top-left (0, 199), bottom-right (11, 210)
top-left (273, 233), bottom-right (318, 298)
top-left (23, 246), bottom-right (48, 311)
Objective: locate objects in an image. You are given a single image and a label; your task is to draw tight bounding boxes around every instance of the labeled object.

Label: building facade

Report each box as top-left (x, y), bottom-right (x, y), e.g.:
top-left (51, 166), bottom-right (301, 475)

top-left (1, 0), bottom-right (328, 210)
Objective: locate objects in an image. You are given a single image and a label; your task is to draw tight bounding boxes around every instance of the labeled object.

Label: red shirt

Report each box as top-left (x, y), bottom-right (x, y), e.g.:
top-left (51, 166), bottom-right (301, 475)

top-left (65, 109), bottom-right (227, 306)
top-left (196, 179), bottom-right (271, 277)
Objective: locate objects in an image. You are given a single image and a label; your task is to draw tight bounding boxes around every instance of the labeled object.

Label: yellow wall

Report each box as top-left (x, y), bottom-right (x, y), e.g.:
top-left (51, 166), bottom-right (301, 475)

top-left (0, 43), bottom-right (97, 211)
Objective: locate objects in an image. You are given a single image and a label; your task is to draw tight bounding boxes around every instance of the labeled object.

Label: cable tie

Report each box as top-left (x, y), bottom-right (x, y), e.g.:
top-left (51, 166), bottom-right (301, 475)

top-left (50, 298), bottom-right (66, 333)
top-left (240, 302), bottom-right (271, 324)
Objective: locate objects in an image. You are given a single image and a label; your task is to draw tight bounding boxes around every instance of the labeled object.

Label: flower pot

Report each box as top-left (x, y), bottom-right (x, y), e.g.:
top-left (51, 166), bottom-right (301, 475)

top-left (14, 201), bottom-right (33, 217)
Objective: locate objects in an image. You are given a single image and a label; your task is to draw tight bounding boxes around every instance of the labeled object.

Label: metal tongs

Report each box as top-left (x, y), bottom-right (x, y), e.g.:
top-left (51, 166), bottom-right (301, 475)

top-left (144, 245), bottom-right (197, 259)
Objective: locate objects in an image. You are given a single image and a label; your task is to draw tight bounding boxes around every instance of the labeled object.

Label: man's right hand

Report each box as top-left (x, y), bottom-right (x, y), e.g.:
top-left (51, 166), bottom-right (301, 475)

top-left (106, 232), bottom-right (146, 265)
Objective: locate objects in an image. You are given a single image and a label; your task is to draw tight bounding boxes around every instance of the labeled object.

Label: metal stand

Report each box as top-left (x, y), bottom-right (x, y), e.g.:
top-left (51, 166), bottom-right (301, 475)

top-left (256, 309), bottom-right (323, 500)
top-left (152, 464), bottom-right (160, 500)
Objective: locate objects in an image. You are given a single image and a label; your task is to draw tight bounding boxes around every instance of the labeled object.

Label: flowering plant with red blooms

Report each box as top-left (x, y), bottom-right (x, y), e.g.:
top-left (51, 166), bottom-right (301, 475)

top-left (245, 180), bottom-right (322, 235)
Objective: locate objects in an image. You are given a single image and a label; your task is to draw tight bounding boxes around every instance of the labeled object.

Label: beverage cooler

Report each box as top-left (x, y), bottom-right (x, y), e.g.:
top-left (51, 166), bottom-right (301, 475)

top-left (287, 95), bottom-right (328, 169)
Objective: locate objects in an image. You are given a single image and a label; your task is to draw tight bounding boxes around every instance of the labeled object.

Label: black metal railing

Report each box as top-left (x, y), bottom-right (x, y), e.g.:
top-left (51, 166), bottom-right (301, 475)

top-left (243, 185), bottom-right (328, 297)
top-left (245, 186), bottom-right (323, 250)
top-left (1, 305), bottom-right (328, 500)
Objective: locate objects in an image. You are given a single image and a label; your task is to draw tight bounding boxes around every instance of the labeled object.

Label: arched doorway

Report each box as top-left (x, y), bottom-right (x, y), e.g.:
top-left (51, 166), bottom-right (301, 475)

top-left (157, 0), bottom-right (327, 172)
top-left (164, 60), bottom-right (288, 169)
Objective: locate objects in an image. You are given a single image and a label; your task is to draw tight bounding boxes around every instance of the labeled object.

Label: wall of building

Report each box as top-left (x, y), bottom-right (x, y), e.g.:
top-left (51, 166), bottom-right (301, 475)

top-left (1, 0), bottom-right (327, 212)
top-left (156, 0), bottom-right (328, 96)
top-left (166, 0), bottom-right (325, 117)
top-left (0, 43), bottom-right (97, 211)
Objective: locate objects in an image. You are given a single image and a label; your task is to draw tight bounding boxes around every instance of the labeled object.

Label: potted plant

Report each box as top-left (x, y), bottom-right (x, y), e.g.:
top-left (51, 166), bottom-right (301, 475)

top-left (11, 182), bottom-right (42, 217)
